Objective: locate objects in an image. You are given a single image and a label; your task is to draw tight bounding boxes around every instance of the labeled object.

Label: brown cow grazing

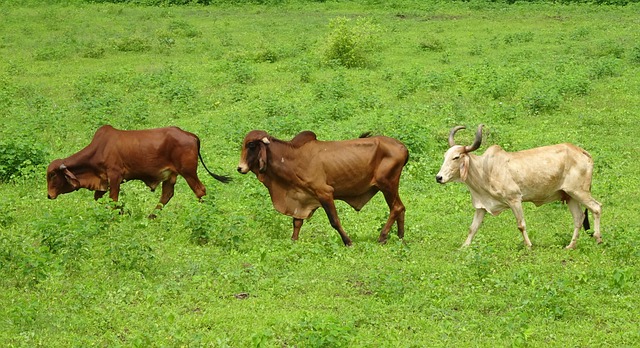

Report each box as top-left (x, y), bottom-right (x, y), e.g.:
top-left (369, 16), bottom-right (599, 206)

top-left (47, 125), bottom-right (230, 218)
top-left (237, 130), bottom-right (409, 246)
top-left (436, 124), bottom-right (602, 249)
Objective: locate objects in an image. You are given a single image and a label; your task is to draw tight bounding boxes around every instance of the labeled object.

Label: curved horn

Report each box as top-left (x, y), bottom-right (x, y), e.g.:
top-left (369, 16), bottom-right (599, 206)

top-left (464, 124), bottom-right (484, 153)
top-left (448, 126), bottom-right (466, 147)
top-left (59, 164), bottom-right (67, 170)
top-left (261, 137), bottom-right (270, 144)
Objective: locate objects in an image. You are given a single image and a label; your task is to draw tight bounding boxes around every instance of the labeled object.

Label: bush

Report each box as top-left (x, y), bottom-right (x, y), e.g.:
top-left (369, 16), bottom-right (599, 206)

top-left (295, 314), bottom-right (354, 348)
top-left (523, 87), bottom-right (561, 115)
top-left (0, 137), bottom-right (47, 182)
top-left (631, 45), bottom-right (640, 64)
top-left (322, 17), bottom-right (381, 68)
top-left (589, 58), bottom-right (621, 79)
top-left (112, 35), bottom-right (152, 53)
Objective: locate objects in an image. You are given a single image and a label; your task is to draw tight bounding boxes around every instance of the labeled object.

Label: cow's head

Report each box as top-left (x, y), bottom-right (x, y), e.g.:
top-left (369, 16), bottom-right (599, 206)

top-left (47, 159), bottom-right (81, 199)
top-left (237, 130), bottom-right (271, 175)
top-left (436, 125), bottom-right (483, 184)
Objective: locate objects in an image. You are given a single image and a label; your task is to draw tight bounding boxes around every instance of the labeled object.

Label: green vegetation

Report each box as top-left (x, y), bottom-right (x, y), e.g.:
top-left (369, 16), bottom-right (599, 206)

top-left (1, 1), bottom-right (639, 346)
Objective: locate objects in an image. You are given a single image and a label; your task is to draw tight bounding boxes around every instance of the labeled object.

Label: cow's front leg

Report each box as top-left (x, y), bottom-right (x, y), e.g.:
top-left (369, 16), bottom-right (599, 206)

top-left (510, 202), bottom-right (532, 248)
top-left (94, 191), bottom-right (107, 200)
top-left (462, 208), bottom-right (486, 248)
top-left (107, 174), bottom-right (122, 203)
top-left (150, 175), bottom-right (177, 219)
top-left (107, 174), bottom-right (125, 214)
top-left (292, 218), bottom-right (303, 241)
top-left (318, 193), bottom-right (352, 246)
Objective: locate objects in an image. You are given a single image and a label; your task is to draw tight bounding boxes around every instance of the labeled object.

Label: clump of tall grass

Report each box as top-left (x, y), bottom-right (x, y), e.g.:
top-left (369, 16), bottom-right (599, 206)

top-left (321, 17), bottom-right (381, 68)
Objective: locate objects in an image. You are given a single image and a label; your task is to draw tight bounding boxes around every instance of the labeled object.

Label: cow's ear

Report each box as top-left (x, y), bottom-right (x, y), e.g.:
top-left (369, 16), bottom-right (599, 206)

top-left (258, 143), bottom-right (268, 173)
top-left (62, 167), bottom-right (80, 188)
top-left (460, 154), bottom-right (470, 181)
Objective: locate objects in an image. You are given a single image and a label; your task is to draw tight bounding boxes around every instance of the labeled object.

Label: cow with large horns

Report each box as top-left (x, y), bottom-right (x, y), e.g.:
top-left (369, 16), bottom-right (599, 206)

top-left (47, 125), bottom-right (230, 217)
top-left (237, 130), bottom-right (409, 246)
top-left (436, 124), bottom-right (602, 249)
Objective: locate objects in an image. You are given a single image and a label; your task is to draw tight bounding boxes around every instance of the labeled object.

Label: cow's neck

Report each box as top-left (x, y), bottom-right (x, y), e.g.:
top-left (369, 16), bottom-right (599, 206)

top-left (264, 141), bottom-right (297, 181)
top-left (63, 143), bottom-right (99, 169)
top-left (463, 153), bottom-right (490, 192)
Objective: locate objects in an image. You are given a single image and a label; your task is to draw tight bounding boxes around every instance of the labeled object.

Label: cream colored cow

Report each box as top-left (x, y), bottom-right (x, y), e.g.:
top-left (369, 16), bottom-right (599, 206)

top-left (436, 125), bottom-right (602, 249)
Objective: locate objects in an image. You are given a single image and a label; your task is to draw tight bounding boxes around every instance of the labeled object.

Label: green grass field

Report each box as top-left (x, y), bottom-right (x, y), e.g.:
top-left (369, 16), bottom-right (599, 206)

top-left (1, 1), bottom-right (639, 346)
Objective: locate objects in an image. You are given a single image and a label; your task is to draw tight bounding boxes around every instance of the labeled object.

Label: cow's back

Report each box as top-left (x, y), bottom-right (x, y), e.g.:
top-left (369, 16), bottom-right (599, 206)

top-left (311, 136), bottom-right (407, 193)
top-left (501, 143), bottom-right (593, 202)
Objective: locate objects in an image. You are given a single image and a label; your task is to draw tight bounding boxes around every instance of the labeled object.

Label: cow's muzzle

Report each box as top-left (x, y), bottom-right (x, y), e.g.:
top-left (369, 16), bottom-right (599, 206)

top-left (436, 175), bottom-right (444, 184)
top-left (237, 164), bottom-right (249, 174)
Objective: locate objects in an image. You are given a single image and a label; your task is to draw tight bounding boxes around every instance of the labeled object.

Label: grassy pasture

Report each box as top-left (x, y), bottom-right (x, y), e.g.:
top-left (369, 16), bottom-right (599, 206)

top-left (1, 1), bottom-right (640, 346)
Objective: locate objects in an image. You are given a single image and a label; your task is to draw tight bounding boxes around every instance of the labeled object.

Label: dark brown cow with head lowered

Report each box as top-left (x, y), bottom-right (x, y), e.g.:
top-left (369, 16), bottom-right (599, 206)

top-left (237, 130), bottom-right (409, 246)
top-left (47, 125), bottom-right (230, 217)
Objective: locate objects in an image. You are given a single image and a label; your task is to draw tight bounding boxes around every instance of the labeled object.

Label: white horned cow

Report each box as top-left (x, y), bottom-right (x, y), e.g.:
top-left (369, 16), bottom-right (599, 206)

top-left (435, 125), bottom-right (602, 249)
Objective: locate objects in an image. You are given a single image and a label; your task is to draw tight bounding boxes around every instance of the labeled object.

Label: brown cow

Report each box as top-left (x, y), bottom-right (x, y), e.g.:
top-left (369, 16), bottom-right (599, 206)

top-left (47, 125), bottom-right (230, 217)
top-left (237, 130), bottom-right (409, 246)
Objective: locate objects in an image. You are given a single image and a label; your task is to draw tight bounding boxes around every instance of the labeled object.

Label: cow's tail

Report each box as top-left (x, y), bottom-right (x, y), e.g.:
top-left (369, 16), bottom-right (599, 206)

top-left (197, 139), bottom-right (231, 184)
top-left (582, 208), bottom-right (591, 231)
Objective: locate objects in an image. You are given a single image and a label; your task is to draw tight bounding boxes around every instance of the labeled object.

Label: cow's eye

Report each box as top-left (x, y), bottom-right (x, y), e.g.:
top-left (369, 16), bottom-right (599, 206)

top-left (247, 142), bottom-right (257, 149)
top-left (453, 155), bottom-right (460, 160)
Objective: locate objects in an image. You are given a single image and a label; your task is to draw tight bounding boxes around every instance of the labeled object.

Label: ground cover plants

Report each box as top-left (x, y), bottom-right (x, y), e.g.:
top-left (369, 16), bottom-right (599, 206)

top-left (1, 1), bottom-right (639, 346)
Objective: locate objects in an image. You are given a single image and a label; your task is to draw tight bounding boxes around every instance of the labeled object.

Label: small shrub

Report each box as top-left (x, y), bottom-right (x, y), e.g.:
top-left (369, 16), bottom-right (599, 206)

top-left (112, 35), bottom-right (151, 53)
top-left (0, 235), bottom-right (50, 287)
top-left (108, 241), bottom-right (155, 274)
top-left (254, 46), bottom-right (280, 63)
top-left (322, 17), bottom-right (381, 68)
top-left (186, 201), bottom-right (244, 251)
top-left (504, 31), bottom-right (534, 45)
top-left (419, 37), bottom-right (445, 52)
top-left (591, 39), bottom-right (625, 59)
top-left (0, 137), bottom-right (47, 182)
top-left (33, 46), bottom-right (69, 61)
top-left (589, 58), bottom-right (621, 79)
top-left (630, 45), bottom-right (640, 64)
top-left (523, 87), bottom-right (561, 114)
top-left (160, 79), bottom-right (196, 104)
top-left (81, 42), bottom-right (106, 59)
top-left (296, 314), bottom-right (353, 348)
top-left (469, 43), bottom-right (484, 56)
top-left (168, 20), bottom-right (201, 38)
top-left (228, 60), bottom-right (256, 84)
top-left (557, 74), bottom-right (591, 97)
top-left (313, 72), bottom-right (351, 101)
top-left (297, 59), bottom-right (312, 83)
top-left (465, 64), bottom-right (518, 100)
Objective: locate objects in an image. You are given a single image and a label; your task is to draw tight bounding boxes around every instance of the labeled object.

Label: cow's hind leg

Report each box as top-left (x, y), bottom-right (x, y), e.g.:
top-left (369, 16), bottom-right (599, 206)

top-left (150, 175), bottom-right (177, 219)
top-left (182, 173), bottom-right (207, 201)
top-left (566, 198), bottom-right (584, 249)
top-left (568, 191), bottom-right (603, 245)
top-left (379, 189), bottom-right (405, 243)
